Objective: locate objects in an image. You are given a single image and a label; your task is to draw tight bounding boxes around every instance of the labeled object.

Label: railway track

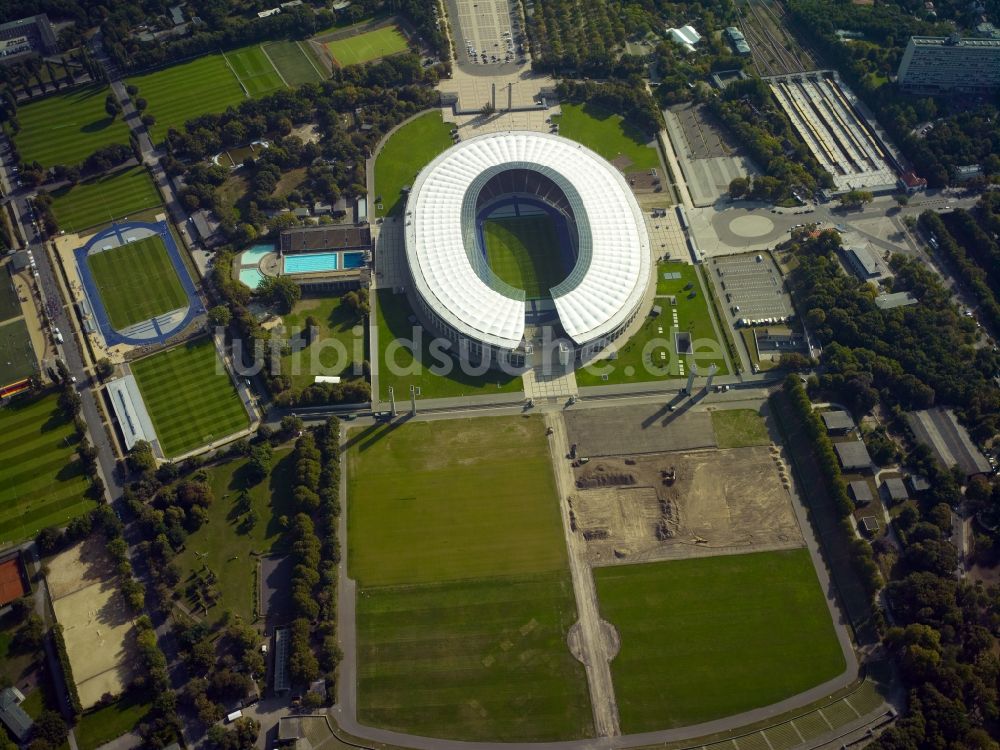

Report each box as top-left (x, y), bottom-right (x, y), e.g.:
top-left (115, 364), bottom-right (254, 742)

top-left (737, 0), bottom-right (814, 77)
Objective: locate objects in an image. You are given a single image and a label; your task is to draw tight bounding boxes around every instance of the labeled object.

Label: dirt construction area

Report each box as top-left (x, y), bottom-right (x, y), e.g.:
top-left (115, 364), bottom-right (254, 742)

top-left (48, 538), bottom-right (136, 708)
top-left (569, 445), bottom-right (803, 566)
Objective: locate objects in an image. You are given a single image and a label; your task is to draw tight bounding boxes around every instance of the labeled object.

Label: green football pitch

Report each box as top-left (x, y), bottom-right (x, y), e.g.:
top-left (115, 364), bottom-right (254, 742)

top-left (0, 392), bottom-right (93, 544)
top-left (224, 45), bottom-right (285, 96)
top-left (0, 320), bottom-right (36, 387)
top-left (9, 86), bottom-right (131, 168)
top-left (86, 235), bottom-right (188, 330)
top-left (483, 215), bottom-right (566, 299)
top-left (595, 549), bottom-right (846, 732)
top-left (49, 167), bottom-right (162, 233)
top-left (261, 40), bottom-right (326, 85)
top-left (131, 337), bottom-right (249, 458)
top-left (348, 416), bottom-right (592, 739)
top-left (326, 25), bottom-right (409, 66)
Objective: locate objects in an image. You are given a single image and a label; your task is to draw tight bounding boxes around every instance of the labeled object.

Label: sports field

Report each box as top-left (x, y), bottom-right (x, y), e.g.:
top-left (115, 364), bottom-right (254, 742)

top-left (262, 40), bottom-right (326, 85)
top-left (374, 110), bottom-right (453, 217)
top-left (49, 167), bottom-right (161, 232)
top-left (131, 337), bottom-right (249, 457)
top-left (483, 215), bottom-right (566, 299)
top-left (595, 549), bottom-right (845, 732)
top-left (0, 393), bottom-right (93, 544)
top-left (87, 235), bottom-right (188, 330)
top-left (0, 320), bottom-right (35, 386)
top-left (225, 45), bottom-right (285, 96)
top-left (554, 103), bottom-right (660, 171)
top-left (9, 86), bottom-right (131, 167)
top-left (128, 54), bottom-right (248, 139)
top-left (349, 416), bottom-right (592, 739)
top-left (327, 25), bottom-right (408, 66)
top-left (576, 262), bottom-right (729, 386)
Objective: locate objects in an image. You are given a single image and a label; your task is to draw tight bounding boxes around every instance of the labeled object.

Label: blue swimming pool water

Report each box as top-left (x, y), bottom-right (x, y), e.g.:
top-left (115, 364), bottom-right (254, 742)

top-left (239, 268), bottom-right (265, 289)
top-left (343, 251), bottom-right (365, 269)
top-left (284, 252), bottom-right (339, 274)
top-left (242, 243), bottom-right (274, 264)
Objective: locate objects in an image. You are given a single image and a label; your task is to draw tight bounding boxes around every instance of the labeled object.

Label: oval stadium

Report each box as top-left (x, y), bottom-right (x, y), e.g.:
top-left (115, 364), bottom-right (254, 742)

top-left (402, 131), bottom-right (652, 369)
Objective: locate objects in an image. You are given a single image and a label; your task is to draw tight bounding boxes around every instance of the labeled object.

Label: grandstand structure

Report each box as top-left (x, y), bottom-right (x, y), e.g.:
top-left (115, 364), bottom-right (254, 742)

top-left (403, 131), bottom-right (651, 370)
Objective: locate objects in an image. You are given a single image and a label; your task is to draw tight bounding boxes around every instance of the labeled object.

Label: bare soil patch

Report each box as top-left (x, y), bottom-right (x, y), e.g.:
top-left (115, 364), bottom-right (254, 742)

top-left (569, 445), bottom-right (802, 565)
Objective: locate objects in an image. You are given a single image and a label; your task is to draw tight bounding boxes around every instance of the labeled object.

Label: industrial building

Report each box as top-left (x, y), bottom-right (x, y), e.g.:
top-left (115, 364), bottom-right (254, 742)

top-left (897, 34), bottom-right (1000, 95)
top-left (725, 27), bottom-right (751, 56)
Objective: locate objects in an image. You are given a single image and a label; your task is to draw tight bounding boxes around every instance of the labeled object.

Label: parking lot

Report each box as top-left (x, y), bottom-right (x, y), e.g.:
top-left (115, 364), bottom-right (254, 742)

top-left (450, 0), bottom-right (522, 72)
top-left (709, 253), bottom-right (794, 325)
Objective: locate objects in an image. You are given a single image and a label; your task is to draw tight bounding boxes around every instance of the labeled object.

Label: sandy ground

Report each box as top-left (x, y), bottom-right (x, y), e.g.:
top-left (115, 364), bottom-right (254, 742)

top-left (570, 445), bottom-right (802, 566)
top-left (48, 539), bottom-right (136, 707)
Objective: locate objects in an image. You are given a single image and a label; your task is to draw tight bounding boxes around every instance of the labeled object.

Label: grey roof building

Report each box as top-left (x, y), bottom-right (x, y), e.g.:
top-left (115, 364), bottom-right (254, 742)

top-left (882, 477), bottom-right (909, 503)
top-left (875, 292), bottom-right (917, 310)
top-left (0, 687), bottom-right (33, 741)
top-left (905, 408), bottom-right (992, 478)
top-left (849, 480), bottom-right (873, 506)
top-left (897, 35), bottom-right (1000, 95)
top-left (835, 441), bottom-right (872, 471)
top-left (822, 410), bottom-right (855, 433)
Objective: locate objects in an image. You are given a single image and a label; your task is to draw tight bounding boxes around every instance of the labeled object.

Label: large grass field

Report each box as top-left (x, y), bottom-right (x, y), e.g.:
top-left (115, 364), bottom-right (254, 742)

top-left (0, 393), bottom-right (93, 544)
top-left (375, 289), bottom-right (522, 401)
top-left (262, 40), bottom-right (326, 85)
top-left (278, 296), bottom-right (366, 389)
top-left (349, 416), bottom-right (592, 739)
top-left (173, 448), bottom-right (294, 626)
top-left (595, 549), bottom-right (845, 732)
top-left (87, 235), bottom-right (188, 330)
top-left (576, 262), bottom-right (728, 386)
top-left (712, 408), bottom-right (771, 448)
top-left (75, 693), bottom-right (151, 750)
top-left (225, 45), bottom-right (285, 96)
top-left (374, 110), bottom-right (453, 217)
top-left (128, 54), bottom-right (248, 139)
top-left (0, 319), bottom-right (35, 387)
top-left (131, 337), bottom-right (249, 457)
top-left (483, 215), bottom-right (566, 299)
top-left (9, 86), bottom-right (131, 167)
top-left (327, 25), bottom-right (409, 66)
top-left (348, 416), bottom-right (566, 586)
top-left (553, 103), bottom-right (660, 171)
top-left (49, 167), bottom-right (162, 233)
top-left (0, 276), bottom-right (22, 321)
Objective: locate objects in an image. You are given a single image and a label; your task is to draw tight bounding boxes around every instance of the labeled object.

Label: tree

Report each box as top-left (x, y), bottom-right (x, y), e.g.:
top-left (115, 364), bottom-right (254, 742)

top-left (207, 305), bottom-right (232, 328)
top-left (894, 194), bottom-right (910, 206)
top-left (245, 443), bottom-right (272, 486)
top-left (257, 275), bottom-right (301, 314)
top-left (342, 289), bottom-right (369, 317)
top-left (729, 176), bottom-right (750, 199)
top-left (104, 93), bottom-right (122, 119)
top-left (128, 440), bottom-right (157, 474)
top-left (95, 358), bottom-right (114, 379)
top-left (32, 711), bottom-right (68, 747)
top-left (839, 189), bottom-right (874, 208)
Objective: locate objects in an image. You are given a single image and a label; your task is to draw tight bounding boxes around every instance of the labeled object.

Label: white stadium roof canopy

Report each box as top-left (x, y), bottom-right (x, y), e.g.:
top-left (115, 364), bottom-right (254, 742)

top-left (403, 131), bottom-right (651, 350)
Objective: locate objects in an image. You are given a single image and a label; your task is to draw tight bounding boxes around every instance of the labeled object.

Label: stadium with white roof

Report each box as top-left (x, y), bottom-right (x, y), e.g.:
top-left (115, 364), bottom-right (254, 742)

top-left (402, 131), bottom-right (652, 369)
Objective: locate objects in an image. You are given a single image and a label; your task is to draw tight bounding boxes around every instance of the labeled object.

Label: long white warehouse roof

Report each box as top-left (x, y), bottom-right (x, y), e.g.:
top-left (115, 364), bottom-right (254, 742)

top-left (403, 131), bottom-right (650, 349)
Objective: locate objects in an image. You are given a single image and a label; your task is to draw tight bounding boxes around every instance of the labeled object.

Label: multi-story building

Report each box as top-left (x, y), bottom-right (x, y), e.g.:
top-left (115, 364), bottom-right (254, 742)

top-left (897, 34), bottom-right (1000, 94)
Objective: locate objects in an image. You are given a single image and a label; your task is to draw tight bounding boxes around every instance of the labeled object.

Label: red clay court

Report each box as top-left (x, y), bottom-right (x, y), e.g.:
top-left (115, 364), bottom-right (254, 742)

top-left (0, 556), bottom-right (27, 607)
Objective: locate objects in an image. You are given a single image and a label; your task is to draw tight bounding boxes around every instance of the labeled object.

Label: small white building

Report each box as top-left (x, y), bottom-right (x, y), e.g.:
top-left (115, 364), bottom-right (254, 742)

top-left (666, 25), bottom-right (701, 53)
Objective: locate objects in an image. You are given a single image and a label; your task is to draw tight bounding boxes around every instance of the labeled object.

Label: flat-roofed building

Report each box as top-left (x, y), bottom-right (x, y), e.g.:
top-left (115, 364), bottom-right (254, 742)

top-left (835, 441), bottom-right (872, 471)
top-left (897, 34), bottom-right (1000, 95)
top-left (849, 480), bottom-right (873, 506)
top-left (822, 410), bottom-right (855, 434)
top-left (882, 477), bottom-right (909, 503)
top-left (905, 408), bottom-right (992, 479)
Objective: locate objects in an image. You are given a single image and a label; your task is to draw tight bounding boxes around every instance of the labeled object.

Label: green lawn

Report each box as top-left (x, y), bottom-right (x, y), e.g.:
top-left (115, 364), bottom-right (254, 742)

top-left (0, 319), bottom-right (36, 386)
top-left (9, 86), bottom-right (131, 168)
top-left (576, 262), bottom-right (728, 386)
top-left (75, 693), bottom-right (151, 750)
top-left (128, 53), bottom-right (248, 140)
top-left (87, 235), bottom-right (187, 329)
top-left (173, 448), bottom-right (295, 626)
top-left (0, 392), bottom-right (93, 544)
top-left (262, 40), bottom-right (326, 85)
top-left (595, 549), bottom-right (845, 732)
top-left (49, 167), bottom-right (162, 233)
top-left (483, 215), bottom-right (566, 299)
top-left (373, 110), bottom-right (453, 217)
top-left (131, 337), bottom-right (249, 458)
top-left (0, 611), bottom-right (40, 696)
top-left (225, 45), bottom-right (285, 96)
top-left (375, 289), bottom-right (522, 401)
top-left (0, 276), bottom-right (22, 321)
top-left (350, 415), bottom-right (592, 740)
top-left (278, 296), bottom-right (366, 389)
top-left (327, 25), bottom-right (409, 66)
top-left (712, 408), bottom-right (771, 448)
top-left (348, 416), bottom-right (566, 586)
top-left (553, 102), bottom-right (660, 171)
top-left (357, 571), bottom-right (591, 741)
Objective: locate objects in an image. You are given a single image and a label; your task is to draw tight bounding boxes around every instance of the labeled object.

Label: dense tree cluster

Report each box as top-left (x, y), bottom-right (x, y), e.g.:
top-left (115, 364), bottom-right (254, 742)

top-left (527, 0), bottom-right (628, 76)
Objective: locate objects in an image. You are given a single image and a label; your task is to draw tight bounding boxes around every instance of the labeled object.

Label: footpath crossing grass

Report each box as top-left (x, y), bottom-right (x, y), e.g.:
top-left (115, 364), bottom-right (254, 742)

top-left (327, 25), bottom-right (409, 66)
top-left (483, 215), bottom-right (565, 298)
top-left (553, 102), bottom-right (660, 171)
top-left (595, 549), bottom-right (846, 732)
top-left (349, 416), bottom-right (592, 739)
top-left (225, 45), bottom-right (285, 95)
top-left (131, 338), bottom-right (249, 457)
top-left (374, 110), bottom-right (453, 217)
top-left (262, 40), bottom-right (326, 85)
top-left (87, 235), bottom-right (188, 329)
top-left (129, 54), bottom-right (248, 139)
top-left (9, 86), bottom-right (131, 168)
top-left (0, 393), bottom-right (93, 544)
top-left (49, 167), bottom-right (161, 232)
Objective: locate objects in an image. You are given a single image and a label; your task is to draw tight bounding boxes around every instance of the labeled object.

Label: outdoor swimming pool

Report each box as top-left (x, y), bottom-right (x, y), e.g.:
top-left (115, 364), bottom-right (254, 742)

top-left (239, 268), bottom-right (265, 289)
top-left (241, 243), bottom-right (274, 265)
top-left (284, 252), bottom-right (339, 274)
top-left (343, 251), bottom-right (365, 269)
